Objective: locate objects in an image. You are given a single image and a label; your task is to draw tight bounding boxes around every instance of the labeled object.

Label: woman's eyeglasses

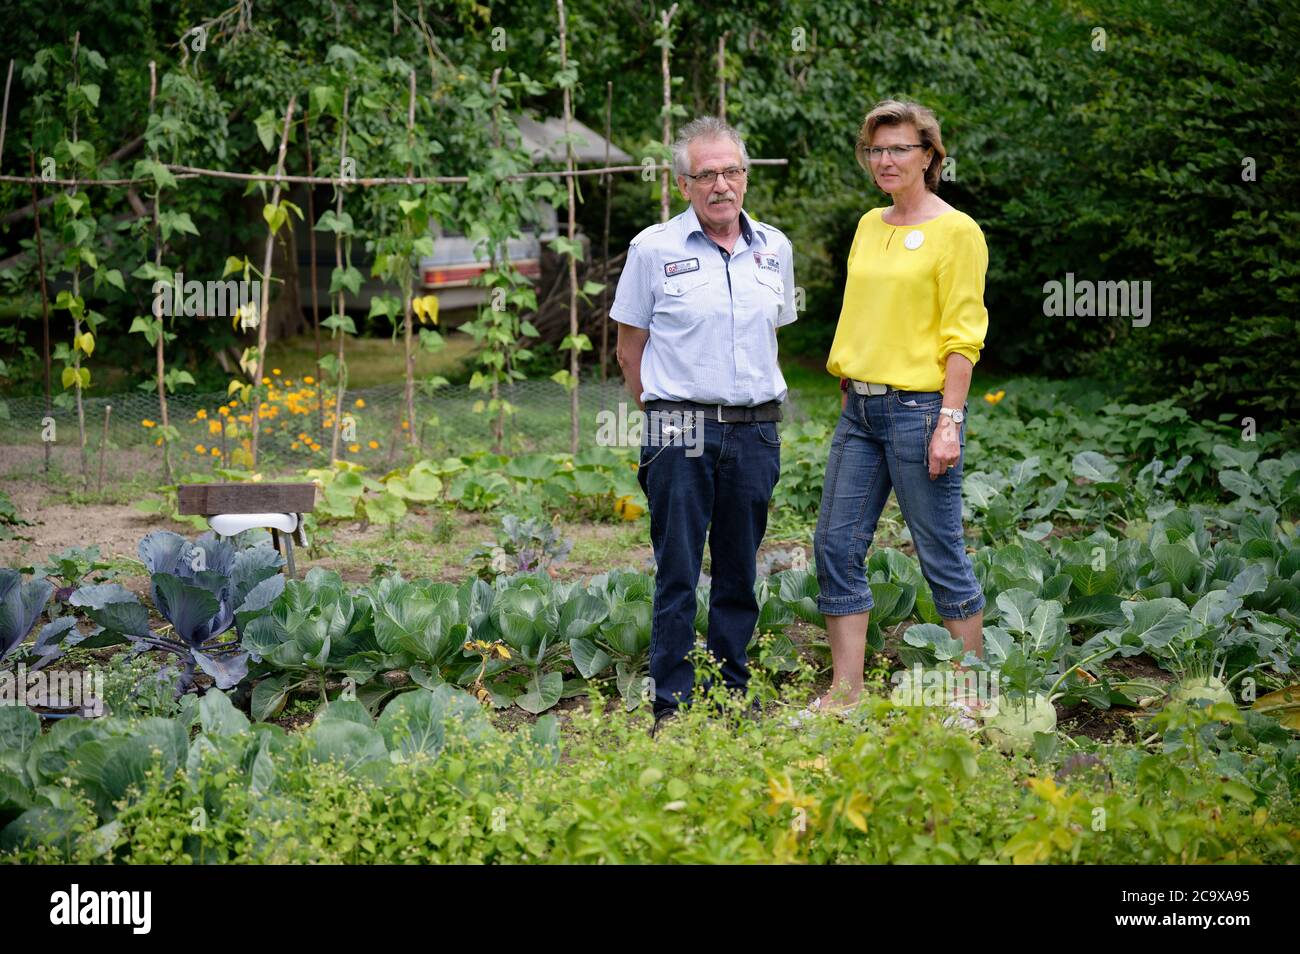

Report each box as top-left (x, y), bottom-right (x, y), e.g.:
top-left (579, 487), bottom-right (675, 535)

top-left (682, 167), bottom-right (748, 185)
top-left (861, 144), bottom-right (924, 160)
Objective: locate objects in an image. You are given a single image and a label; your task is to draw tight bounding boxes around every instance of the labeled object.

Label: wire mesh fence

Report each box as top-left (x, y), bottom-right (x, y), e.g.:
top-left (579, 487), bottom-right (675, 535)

top-left (0, 375), bottom-right (812, 487)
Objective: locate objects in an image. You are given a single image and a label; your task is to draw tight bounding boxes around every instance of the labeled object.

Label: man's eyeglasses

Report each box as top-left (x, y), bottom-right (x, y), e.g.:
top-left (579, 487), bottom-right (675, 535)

top-left (683, 167), bottom-right (748, 185)
top-left (861, 144), bottom-right (925, 160)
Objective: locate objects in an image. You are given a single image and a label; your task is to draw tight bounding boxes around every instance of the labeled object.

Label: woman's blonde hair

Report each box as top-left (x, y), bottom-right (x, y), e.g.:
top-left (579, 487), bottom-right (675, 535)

top-left (855, 99), bottom-right (946, 192)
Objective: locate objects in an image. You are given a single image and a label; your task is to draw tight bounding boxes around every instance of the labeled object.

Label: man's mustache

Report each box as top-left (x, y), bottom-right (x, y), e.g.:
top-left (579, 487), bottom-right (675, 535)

top-left (709, 192), bottom-right (737, 204)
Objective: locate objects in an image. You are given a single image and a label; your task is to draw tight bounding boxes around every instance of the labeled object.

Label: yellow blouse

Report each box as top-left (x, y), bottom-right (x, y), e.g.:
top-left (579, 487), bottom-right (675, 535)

top-left (826, 206), bottom-right (989, 392)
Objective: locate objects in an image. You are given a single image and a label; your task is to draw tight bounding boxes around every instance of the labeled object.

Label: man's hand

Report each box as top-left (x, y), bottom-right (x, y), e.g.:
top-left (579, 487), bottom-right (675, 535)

top-left (615, 324), bottom-right (650, 409)
top-left (928, 417), bottom-right (961, 479)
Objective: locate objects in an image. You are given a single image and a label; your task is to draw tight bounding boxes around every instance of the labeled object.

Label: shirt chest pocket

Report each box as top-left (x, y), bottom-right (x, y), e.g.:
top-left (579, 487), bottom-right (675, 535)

top-left (659, 271), bottom-right (713, 325)
top-left (752, 269), bottom-right (784, 325)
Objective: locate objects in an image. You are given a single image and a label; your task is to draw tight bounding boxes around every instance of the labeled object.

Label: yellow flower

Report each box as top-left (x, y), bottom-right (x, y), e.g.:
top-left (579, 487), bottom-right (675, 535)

top-left (211, 448), bottom-right (222, 457)
top-left (208, 420), bottom-right (222, 435)
top-left (195, 444), bottom-right (206, 454)
top-left (298, 432), bottom-right (310, 441)
top-left (984, 389), bottom-right (1006, 405)
top-left (262, 377), bottom-right (271, 385)
top-left (141, 419), bottom-right (156, 428)
top-left (217, 406), bottom-right (230, 417)
top-left (354, 398), bottom-right (366, 408)
top-left (196, 409), bottom-right (208, 420)
top-left (368, 440), bottom-right (379, 449)
top-left (272, 368), bottom-right (281, 375)
top-left (154, 437), bottom-right (163, 446)
top-left (291, 441), bottom-right (301, 450)
top-left (303, 375), bottom-right (315, 385)
top-left (614, 494), bottom-right (645, 521)
top-left (401, 419), bottom-right (409, 430)
top-left (349, 444), bottom-right (360, 453)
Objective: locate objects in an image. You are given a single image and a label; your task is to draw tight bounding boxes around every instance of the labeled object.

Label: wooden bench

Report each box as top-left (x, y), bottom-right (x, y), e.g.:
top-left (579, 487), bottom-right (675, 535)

top-left (178, 483), bottom-right (316, 578)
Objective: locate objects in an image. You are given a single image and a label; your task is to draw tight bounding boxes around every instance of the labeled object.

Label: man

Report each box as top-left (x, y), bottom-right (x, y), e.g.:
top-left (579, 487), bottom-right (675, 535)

top-left (609, 116), bottom-right (797, 735)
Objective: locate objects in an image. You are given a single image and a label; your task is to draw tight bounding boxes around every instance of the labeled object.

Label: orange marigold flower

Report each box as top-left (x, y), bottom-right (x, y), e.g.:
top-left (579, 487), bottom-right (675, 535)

top-left (368, 440), bottom-right (379, 449)
top-left (196, 409), bottom-right (208, 420)
top-left (195, 444), bottom-right (206, 454)
top-left (141, 419), bottom-right (156, 428)
top-left (303, 375), bottom-right (315, 384)
top-left (348, 444), bottom-right (360, 453)
top-left (354, 398), bottom-right (366, 408)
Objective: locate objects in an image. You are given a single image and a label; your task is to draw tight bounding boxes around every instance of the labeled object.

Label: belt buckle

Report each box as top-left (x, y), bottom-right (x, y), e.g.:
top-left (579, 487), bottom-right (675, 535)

top-left (717, 405), bottom-right (724, 423)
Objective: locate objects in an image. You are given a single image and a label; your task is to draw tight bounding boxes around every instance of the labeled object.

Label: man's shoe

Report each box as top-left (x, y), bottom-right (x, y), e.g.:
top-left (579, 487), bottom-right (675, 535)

top-left (649, 709), bottom-right (679, 738)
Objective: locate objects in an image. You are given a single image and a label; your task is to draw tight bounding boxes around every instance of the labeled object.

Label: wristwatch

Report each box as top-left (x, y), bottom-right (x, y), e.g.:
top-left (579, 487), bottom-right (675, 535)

top-left (939, 407), bottom-right (965, 424)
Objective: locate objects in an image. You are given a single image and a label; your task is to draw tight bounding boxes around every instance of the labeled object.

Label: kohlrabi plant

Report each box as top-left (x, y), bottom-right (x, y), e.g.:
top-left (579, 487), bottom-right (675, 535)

top-left (466, 514), bottom-right (573, 582)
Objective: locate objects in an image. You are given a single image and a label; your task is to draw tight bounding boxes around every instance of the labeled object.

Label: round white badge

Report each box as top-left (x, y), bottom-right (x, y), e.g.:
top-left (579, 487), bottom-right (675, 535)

top-left (904, 230), bottom-right (925, 250)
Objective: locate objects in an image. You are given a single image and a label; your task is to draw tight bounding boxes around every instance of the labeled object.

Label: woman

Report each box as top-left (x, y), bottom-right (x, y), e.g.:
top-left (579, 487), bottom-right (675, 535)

top-left (808, 99), bottom-right (988, 717)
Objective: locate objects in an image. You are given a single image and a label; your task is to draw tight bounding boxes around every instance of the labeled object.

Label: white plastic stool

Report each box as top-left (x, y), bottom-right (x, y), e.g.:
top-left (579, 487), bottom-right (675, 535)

top-left (208, 512), bottom-right (305, 578)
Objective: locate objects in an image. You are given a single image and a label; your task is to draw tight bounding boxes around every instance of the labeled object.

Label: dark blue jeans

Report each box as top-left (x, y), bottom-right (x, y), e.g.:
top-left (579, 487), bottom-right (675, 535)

top-left (637, 415), bottom-right (782, 716)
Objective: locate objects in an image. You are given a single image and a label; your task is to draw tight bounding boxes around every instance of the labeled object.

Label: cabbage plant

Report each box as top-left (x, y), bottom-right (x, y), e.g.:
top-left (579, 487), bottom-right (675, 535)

top-left (74, 532), bottom-right (284, 695)
top-left (243, 568), bottom-right (379, 720)
top-left (1, 569), bottom-right (84, 677)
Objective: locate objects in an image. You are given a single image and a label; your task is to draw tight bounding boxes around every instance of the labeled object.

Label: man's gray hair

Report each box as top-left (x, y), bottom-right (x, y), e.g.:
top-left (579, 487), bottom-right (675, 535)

top-left (671, 117), bottom-right (750, 177)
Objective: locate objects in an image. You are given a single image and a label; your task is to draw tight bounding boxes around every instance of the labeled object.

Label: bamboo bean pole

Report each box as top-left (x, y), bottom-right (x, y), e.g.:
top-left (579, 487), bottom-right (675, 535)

top-left (659, 4), bottom-right (678, 224)
top-left (557, 0), bottom-right (580, 454)
top-left (0, 160), bottom-right (787, 189)
top-left (303, 108), bottom-right (324, 437)
top-left (68, 32), bottom-right (88, 487)
top-left (96, 404), bottom-right (111, 494)
top-left (28, 152), bottom-right (52, 476)
top-left (250, 94), bottom-right (297, 467)
top-left (718, 34), bottom-right (728, 120)
top-left (329, 90), bottom-right (350, 465)
top-left (0, 59), bottom-right (14, 170)
top-left (488, 67), bottom-right (504, 454)
top-left (600, 80), bottom-right (612, 385)
top-left (401, 68), bottom-right (418, 450)
top-left (148, 61), bottom-right (173, 485)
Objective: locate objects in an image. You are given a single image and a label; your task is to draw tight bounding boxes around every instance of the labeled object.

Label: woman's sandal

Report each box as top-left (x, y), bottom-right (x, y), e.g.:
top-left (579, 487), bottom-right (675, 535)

top-left (785, 694), bottom-right (857, 728)
top-left (942, 688), bottom-right (985, 731)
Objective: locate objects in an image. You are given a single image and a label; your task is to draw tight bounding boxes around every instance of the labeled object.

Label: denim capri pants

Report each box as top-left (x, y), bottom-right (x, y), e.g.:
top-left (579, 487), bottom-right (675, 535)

top-left (812, 389), bottom-right (985, 620)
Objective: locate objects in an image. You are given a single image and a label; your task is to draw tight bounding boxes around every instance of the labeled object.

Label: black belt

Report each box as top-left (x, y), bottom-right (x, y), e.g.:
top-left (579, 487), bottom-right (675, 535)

top-left (644, 399), bottom-right (782, 423)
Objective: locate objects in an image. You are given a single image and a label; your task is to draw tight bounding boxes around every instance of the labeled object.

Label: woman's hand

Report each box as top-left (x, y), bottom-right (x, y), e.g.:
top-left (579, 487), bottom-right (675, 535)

top-left (928, 417), bottom-right (961, 479)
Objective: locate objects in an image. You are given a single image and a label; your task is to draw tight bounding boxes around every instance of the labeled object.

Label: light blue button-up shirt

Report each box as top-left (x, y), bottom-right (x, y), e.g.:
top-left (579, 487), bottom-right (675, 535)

top-left (609, 205), bottom-right (797, 405)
